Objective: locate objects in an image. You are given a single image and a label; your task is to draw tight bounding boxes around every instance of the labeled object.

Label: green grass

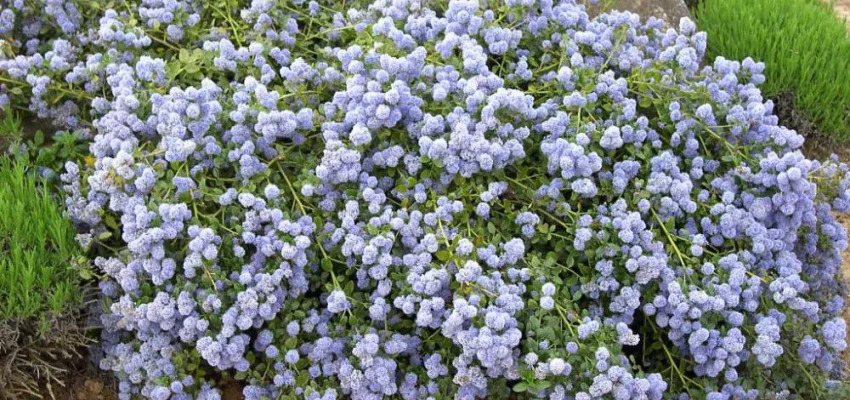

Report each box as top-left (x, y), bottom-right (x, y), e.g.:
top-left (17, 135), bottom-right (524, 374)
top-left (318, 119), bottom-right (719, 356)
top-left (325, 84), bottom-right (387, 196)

top-left (695, 0), bottom-right (850, 141)
top-left (0, 113), bottom-right (92, 399)
top-left (0, 155), bottom-right (81, 320)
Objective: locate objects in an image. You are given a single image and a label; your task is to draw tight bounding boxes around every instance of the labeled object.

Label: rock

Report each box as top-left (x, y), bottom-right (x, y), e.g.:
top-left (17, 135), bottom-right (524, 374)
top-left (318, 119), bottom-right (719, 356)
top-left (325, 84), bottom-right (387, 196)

top-left (587, 0), bottom-right (692, 27)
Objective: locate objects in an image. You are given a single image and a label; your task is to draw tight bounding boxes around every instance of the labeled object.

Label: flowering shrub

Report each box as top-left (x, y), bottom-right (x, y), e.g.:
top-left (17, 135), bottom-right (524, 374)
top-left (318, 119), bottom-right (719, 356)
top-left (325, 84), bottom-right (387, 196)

top-left (3, 0), bottom-right (850, 399)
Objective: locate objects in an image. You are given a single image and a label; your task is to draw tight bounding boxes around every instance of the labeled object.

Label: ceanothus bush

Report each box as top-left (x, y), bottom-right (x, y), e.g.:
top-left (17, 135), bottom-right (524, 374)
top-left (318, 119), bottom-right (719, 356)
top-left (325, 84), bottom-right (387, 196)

top-left (3, 0), bottom-right (850, 399)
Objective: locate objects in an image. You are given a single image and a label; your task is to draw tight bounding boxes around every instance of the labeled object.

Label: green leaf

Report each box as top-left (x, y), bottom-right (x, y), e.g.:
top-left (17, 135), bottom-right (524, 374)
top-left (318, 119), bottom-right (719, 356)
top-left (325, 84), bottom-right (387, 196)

top-left (520, 368), bottom-right (534, 382)
top-left (366, 224), bottom-right (379, 235)
top-left (436, 250), bottom-right (451, 262)
top-left (296, 372), bottom-right (309, 387)
top-left (665, 217), bottom-right (675, 233)
top-left (32, 130), bottom-right (44, 146)
top-left (512, 382), bottom-right (528, 393)
top-left (104, 215), bottom-right (119, 230)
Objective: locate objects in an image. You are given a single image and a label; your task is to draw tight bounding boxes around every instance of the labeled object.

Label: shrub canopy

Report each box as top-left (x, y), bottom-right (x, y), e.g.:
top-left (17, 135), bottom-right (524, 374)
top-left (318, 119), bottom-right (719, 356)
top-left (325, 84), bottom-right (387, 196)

top-left (2, 1), bottom-right (850, 400)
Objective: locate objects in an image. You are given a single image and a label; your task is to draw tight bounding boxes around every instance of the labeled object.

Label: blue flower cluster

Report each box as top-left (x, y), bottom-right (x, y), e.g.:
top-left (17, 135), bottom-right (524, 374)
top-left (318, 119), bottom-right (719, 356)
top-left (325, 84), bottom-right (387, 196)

top-left (4, 0), bottom-right (850, 399)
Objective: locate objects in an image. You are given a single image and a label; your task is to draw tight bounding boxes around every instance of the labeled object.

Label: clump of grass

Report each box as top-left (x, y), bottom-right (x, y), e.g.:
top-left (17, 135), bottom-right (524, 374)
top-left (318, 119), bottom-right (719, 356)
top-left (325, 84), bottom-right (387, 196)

top-left (695, 0), bottom-right (850, 141)
top-left (0, 157), bottom-right (81, 320)
top-left (0, 154), bottom-right (91, 399)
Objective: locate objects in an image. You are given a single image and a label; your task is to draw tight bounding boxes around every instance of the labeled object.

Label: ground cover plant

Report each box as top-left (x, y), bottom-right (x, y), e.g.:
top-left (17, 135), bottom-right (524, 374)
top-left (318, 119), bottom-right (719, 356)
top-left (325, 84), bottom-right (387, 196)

top-left (0, 151), bottom-right (90, 398)
top-left (695, 0), bottom-right (850, 142)
top-left (3, 0), bottom-right (850, 399)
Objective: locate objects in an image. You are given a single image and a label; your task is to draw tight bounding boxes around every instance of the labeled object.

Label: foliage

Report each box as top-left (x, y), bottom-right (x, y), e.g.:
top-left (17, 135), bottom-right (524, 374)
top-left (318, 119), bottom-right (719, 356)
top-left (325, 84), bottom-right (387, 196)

top-left (695, 0), bottom-right (850, 142)
top-left (0, 107), bottom-right (90, 193)
top-left (0, 153), bottom-right (91, 398)
top-left (0, 106), bottom-right (22, 151)
top-left (3, 1), bottom-right (850, 400)
top-left (0, 155), bottom-right (82, 320)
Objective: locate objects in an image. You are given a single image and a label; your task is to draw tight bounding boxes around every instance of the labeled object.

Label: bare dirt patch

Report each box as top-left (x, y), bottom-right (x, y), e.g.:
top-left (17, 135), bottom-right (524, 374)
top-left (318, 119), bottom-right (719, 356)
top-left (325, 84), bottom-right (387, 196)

top-left (68, 377), bottom-right (117, 400)
top-left (833, 0), bottom-right (850, 21)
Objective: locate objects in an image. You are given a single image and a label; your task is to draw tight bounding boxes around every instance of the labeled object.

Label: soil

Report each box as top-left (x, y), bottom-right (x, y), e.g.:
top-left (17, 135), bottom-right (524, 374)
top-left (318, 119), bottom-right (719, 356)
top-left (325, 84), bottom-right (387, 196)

top-left (17, 355), bottom-right (118, 400)
top-left (222, 381), bottom-right (245, 400)
top-left (67, 377), bottom-right (118, 400)
top-left (834, 0), bottom-right (850, 20)
top-left (39, 343), bottom-right (118, 399)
